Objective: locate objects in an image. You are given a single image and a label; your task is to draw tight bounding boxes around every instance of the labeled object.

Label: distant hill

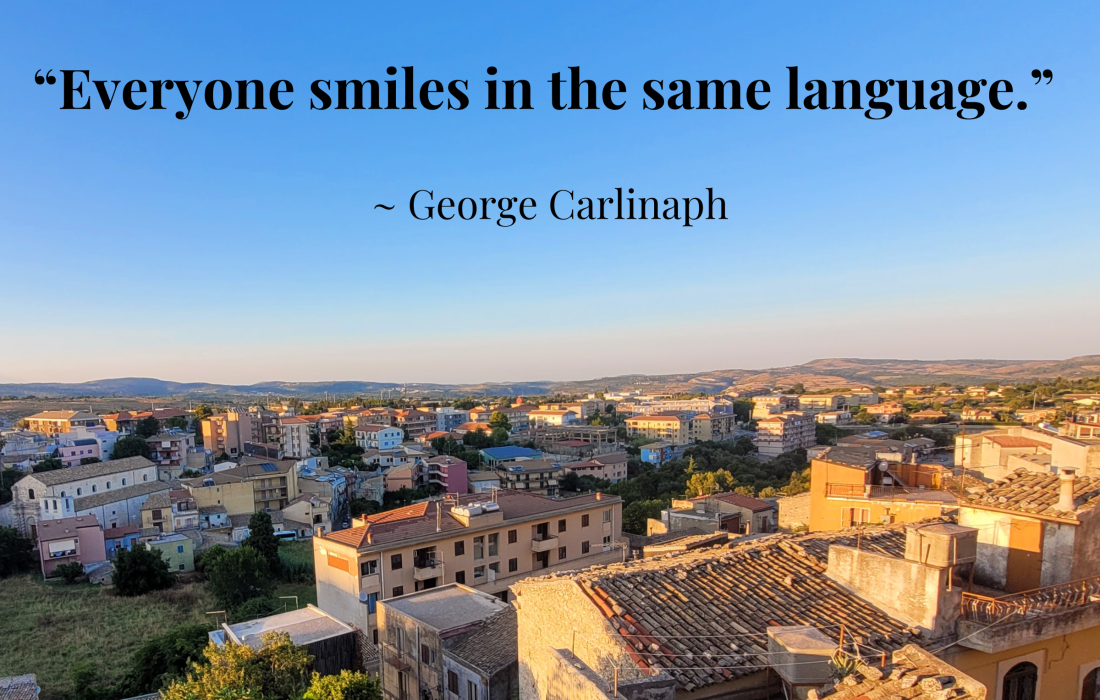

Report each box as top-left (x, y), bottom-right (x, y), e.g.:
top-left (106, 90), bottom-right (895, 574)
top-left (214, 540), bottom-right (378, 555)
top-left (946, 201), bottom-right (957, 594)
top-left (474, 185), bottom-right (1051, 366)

top-left (1, 355), bottom-right (1097, 399)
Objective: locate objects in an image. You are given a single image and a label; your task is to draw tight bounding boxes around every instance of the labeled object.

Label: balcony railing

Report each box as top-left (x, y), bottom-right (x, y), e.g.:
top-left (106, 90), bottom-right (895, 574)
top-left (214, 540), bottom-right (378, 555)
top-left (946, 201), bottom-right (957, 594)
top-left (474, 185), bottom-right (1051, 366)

top-left (531, 535), bottom-right (559, 552)
top-left (961, 576), bottom-right (1100, 624)
top-left (413, 559), bottom-right (442, 580)
top-left (824, 483), bottom-right (943, 499)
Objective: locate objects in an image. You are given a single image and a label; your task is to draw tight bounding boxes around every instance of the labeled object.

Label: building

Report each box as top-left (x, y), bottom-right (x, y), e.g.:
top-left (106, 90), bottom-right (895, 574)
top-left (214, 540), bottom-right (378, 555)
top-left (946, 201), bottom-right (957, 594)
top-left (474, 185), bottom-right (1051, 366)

top-left (57, 437), bottom-right (104, 467)
top-left (689, 412), bottom-right (738, 442)
top-left (282, 494), bottom-right (332, 538)
top-left (798, 394), bottom-right (844, 414)
top-left (210, 606), bottom-right (359, 676)
top-left (217, 457), bottom-right (301, 511)
top-left (70, 480), bottom-right (170, 530)
top-left (0, 675), bottom-right (40, 700)
top-left (754, 411), bottom-right (816, 457)
top-left (469, 405), bottom-right (534, 433)
top-left (355, 424), bottom-right (404, 451)
top-left (103, 525), bottom-right (141, 558)
top-left (625, 414), bottom-right (690, 445)
top-left (955, 426), bottom-right (1100, 479)
top-left (961, 408), bottom-right (996, 422)
top-left (180, 472), bottom-right (257, 517)
top-left (526, 409), bottom-right (579, 428)
top-left (640, 442), bottom-right (674, 464)
top-left (910, 409), bottom-right (948, 423)
top-left (479, 446), bottom-right (542, 467)
top-left (140, 489), bottom-right (199, 533)
top-left (816, 410), bottom-right (853, 425)
top-left (146, 532), bottom-right (195, 572)
top-left (564, 452), bottom-right (628, 483)
top-left (494, 459), bottom-right (565, 497)
top-left (101, 409), bottom-right (189, 435)
top-left (8, 456), bottom-right (160, 537)
top-left (657, 491), bottom-right (778, 536)
top-left (298, 461), bottom-right (350, 528)
top-left (378, 584), bottom-right (518, 700)
top-left (24, 410), bottom-right (103, 436)
top-left (147, 430), bottom-right (197, 479)
top-left (425, 455), bottom-right (468, 494)
top-left (37, 514), bottom-right (106, 578)
top-left (313, 490), bottom-right (623, 640)
top-left (808, 446), bottom-right (957, 531)
top-left (864, 402), bottom-right (906, 422)
top-left (752, 394), bottom-right (799, 420)
top-left (468, 471), bottom-right (502, 494)
top-left (281, 415), bottom-right (319, 459)
top-left (435, 407), bottom-right (471, 433)
top-left (201, 411), bottom-right (254, 459)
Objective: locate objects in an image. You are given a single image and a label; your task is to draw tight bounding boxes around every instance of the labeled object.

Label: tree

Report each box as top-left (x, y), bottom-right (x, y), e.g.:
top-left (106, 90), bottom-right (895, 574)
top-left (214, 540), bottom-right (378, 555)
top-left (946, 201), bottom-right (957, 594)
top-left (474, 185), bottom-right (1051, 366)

top-left (55, 561), bottom-right (86, 584)
top-left (243, 511), bottom-right (280, 571)
top-left (488, 411), bottom-right (511, 433)
top-left (193, 404), bottom-right (215, 421)
top-left (112, 435), bottom-right (152, 460)
top-left (135, 416), bottom-right (162, 438)
top-left (161, 632), bottom-right (311, 700)
top-left (0, 469), bottom-right (21, 505)
top-left (685, 469), bottom-right (735, 497)
top-left (489, 427), bottom-right (510, 447)
top-left (462, 428), bottom-right (491, 449)
top-left (853, 408), bottom-right (876, 425)
top-left (303, 671), bottom-right (382, 700)
top-left (180, 469), bottom-right (202, 478)
top-left (117, 624), bottom-right (211, 697)
top-left (164, 416), bottom-right (190, 430)
top-left (815, 423), bottom-right (840, 446)
top-left (112, 544), bottom-right (174, 596)
top-left (207, 546), bottom-right (275, 611)
top-left (32, 457), bottom-right (64, 473)
top-left (788, 383), bottom-right (806, 394)
top-left (80, 457), bottom-right (102, 465)
top-left (0, 526), bottom-right (35, 577)
top-left (622, 499), bottom-right (666, 535)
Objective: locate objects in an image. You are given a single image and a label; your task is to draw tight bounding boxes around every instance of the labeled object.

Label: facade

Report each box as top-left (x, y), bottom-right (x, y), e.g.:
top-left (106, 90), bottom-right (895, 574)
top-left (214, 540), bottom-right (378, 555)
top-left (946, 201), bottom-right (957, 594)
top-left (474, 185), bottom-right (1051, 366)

top-left (640, 442), bottom-right (674, 464)
top-left (689, 412), bottom-right (738, 442)
top-left (140, 489), bottom-right (199, 533)
top-left (355, 424), bottom-right (404, 451)
top-left (24, 410), bottom-right (103, 436)
top-left (468, 471), bottom-right (502, 494)
top-left (798, 394), bottom-right (844, 414)
top-left (752, 395), bottom-right (799, 420)
top-left (494, 459), bottom-right (565, 497)
top-left (70, 480), bottom-right (170, 530)
top-left (435, 407), bottom-right (471, 433)
top-left (527, 410), bottom-right (579, 428)
top-left (57, 437), bottom-right (103, 467)
top-left (202, 411), bottom-right (254, 459)
top-left (816, 410), bottom-right (853, 425)
top-left (147, 430), bottom-right (197, 479)
top-left (378, 584), bottom-right (517, 700)
top-left (217, 457), bottom-right (301, 511)
top-left (281, 415), bottom-right (319, 458)
top-left (145, 533), bottom-right (195, 572)
top-left (625, 414), bottom-right (690, 445)
top-left (955, 426), bottom-right (1100, 479)
top-left (282, 493), bottom-right (333, 537)
top-left (754, 411), bottom-right (816, 457)
top-left (313, 490), bottom-right (623, 640)
top-left (425, 455), bottom-right (469, 495)
top-left (659, 491), bottom-right (778, 535)
top-left (37, 514), bottom-right (107, 578)
top-left (180, 472), bottom-right (257, 517)
top-left (564, 452), bottom-right (629, 483)
top-left (394, 409), bottom-right (438, 438)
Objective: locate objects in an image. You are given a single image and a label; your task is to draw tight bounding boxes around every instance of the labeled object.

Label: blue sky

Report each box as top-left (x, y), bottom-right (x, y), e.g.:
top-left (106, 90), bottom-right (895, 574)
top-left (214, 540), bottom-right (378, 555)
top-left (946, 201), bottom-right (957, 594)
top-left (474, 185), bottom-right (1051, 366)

top-left (1, 1), bottom-right (1097, 385)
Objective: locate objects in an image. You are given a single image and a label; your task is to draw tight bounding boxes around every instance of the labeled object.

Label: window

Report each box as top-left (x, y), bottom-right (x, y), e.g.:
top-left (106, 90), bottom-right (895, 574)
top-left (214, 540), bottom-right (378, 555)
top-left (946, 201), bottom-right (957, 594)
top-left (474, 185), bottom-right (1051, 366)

top-left (603, 508), bottom-right (612, 523)
top-left (467, 680), bottom-right (479, 700)
top-left (508, 557), bottom-right (518, 572)
top-left (448, 671), bottom-right (459, 694)
top-left (121, 479), bottom-right (126, 486)
top-left (558, 546), bottom-right (567, 560)
top-left (473, 535), bottom-right (484, 560)
top-left (391, 553), bottom-right (403, 570)
top-left (454, 540), bottom-right (465, 556)
top-left (507, 529), bottom-right (517, 544)
top-left (420, 644), bottom-right (431, 664)
top-left (76, 488), bottom-right (82, 496)
top-left (603, 535), bottom-right (612, 545)
top-left (392, 586), bottom-right (404, 597)
top-left (558, 519), bottom-right (567, 533)
top-left (91, 485), bottom-right (97, 493)
top-left (489, 562), bottom-right (499, 575)
top-left (177, 545), bottom-right (184, 553)
top-left (361, 559), bottom-right (378, 576)
top-left (582, 514), bottom-right (590, 527)
top-left (1002, 662), bottom-right (1038, 700)
top-left (363, 592), bottom-right (378, 613)
top-left (474, 565), bottom-right (485, 579)
top-left (143, 474), bottom-right (148, 481)
top-left (178, 563), bottom-right (185, 570)
top-left (488, 533), bottom-right (499, 557)
top-left (455, 570), bottom-right (466, 584)
top-left (582, 540), bottom-right (590, 554)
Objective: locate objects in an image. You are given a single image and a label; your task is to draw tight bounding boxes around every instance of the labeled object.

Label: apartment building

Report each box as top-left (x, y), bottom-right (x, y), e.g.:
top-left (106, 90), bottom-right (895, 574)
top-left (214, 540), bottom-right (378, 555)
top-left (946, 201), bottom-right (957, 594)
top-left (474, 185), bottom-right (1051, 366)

top-left (24, 410), bottom-right (103, 436)
top-left (469, 405), bottom-right (533, 433)
top-left (659, 491), bottom-right (778, 535)
top-left (146, 430), bottom-right (197, 479)
top-left (395, 409), bottom-right (437, 438)
top-left (37, 515), bottom-right (107, 578)
top-left (689, 412), bottom-right (737, 442)
top-left (355, 424), bottom-right (404, 450)
top-left (797, 394), bottom-right (844, 414)
top-left (220, 457), bottom-right (301, 511)
top-left (180, 472), bottom-right (256, 517)
top-left (625, 414), bottom-right (691, 445)
top-left (281, 415), bottom-right (318, 458)
top-left (955, 426), bottom-right (1100, 479)
top-left (57, 437), bottom-right (103, 467)
top-left (424, 455), bottom-right (468, 494)
top-left (754, 411), bottom-right (816, 457)
top-left (202, 411), bottom-right (254, 458)
top-left (564, 452), bottom-right (628, 483)
top-left (751, 395), bottom-right (799, 420)
top-left (494, 459), bottom-right (565, 497)
top-left (378, 585), bottom-right (517, 700)
top-left (313, 490), bottom-right (623, 640)
top-left (140, 489), bottom-right (199, 533)
top-left (102, 409), bottom-right (189, 435)
top-left (526, 409), bottom-right (579, 428)
top-left (628, 398), bottom-right (725, 417)
top-left (434, 407), bottom-right (470, 432)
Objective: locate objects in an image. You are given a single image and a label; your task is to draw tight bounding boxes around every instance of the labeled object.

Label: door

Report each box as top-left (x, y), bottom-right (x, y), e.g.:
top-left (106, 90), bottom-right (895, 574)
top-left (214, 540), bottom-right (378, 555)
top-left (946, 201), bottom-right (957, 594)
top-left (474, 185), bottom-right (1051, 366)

top-left (1006, 518), bottom-right (1043, 593)
top-left (1003, 662), bottom-right (1037, 700)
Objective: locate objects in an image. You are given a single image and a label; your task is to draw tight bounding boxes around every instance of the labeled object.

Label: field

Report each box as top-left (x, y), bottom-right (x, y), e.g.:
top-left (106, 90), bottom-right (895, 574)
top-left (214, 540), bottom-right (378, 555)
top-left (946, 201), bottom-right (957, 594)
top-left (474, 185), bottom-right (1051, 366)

top-left (0, 576), bottom-right (217, 700)
top-left (0, 542), bottom-right (317, 700)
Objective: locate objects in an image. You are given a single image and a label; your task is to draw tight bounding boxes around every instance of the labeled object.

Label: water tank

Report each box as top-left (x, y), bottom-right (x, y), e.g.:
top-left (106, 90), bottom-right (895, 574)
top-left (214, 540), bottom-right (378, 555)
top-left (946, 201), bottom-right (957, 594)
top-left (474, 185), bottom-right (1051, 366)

top-left (904, 523), bottom-right (978, 567)
top-left (482, 503), bottom-right (500, 512)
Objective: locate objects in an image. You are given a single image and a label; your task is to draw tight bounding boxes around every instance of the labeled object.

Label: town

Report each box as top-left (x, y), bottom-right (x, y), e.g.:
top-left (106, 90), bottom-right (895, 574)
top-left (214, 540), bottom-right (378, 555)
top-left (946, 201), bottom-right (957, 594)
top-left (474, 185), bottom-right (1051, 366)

top-left (1, 373), bottom-right (1099, 700)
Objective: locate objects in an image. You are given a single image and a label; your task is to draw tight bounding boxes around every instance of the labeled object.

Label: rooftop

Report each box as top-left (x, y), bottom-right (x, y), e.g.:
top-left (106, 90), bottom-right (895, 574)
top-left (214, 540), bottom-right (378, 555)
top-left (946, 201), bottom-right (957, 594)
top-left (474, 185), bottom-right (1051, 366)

top-left (38, 515), bottom-right (101, 541)
top-left (963, 469), bottom-right (1100, 521)
top-left (0, 674), bottom-right (39, 700)
top-left (73, 480), bottom-right (168, 512)
top-left (480, 446), bottom-right (542, 461)
top-left (26, 411), bottom-right (97, 422)
top-left (222, 605), bottom-right (355, 650)
top-left (30, 456), bottom-right (155, 486)
top-left (383, 583), bottom-right (510, 633)
top-left (985, 435), bottom-right (1051, 449)
top-left (815, 645), bottom-right (986, 700)
top-left (815, 446), bottom-right (878, 469)
top-left (692, 491), bottom-right (776, 513)
top-left (445, 604), bottom-right (517, 676)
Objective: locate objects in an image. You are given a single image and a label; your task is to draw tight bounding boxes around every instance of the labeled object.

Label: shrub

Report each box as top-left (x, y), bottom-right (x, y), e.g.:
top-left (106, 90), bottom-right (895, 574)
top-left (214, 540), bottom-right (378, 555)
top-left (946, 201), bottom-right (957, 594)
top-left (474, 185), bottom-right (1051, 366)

top-left (303, 670), bottom-right (382, 700)
top-left (112, 544), bottom-right (174, 596)
top-left (207, 546), bottom-right (274, 610)
top-left (0, 526), bottom-right (35, 577)
top-left (55, 562), bottom-right (86, 584)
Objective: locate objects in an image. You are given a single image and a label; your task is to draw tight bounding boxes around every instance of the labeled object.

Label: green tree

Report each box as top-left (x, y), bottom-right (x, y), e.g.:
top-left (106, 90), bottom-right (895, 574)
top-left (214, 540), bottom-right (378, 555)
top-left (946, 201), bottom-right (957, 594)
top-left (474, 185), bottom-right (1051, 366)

top-left (32, 457), bottom-right (64, 473)
top-left (303, 671), bottom-right (382, 700)
top-left (135, 416), bottom-right (162, 438)
top-left (111, 435), bottom-right (152, 460)
top-left (853, 408), bottom-right (876, 425)
top-left (621, 499), bottom-right (667, 534)
top-left (788, 383), bottom-right (806, 394)
top-left (489, 426), bottom-right (510, 447)
top-left (0, 469), bottom-right (21, 505)
top-left (488, 411), bottom-right (512, 433)
top-left (112, 544), bottom-right (174, 596)
top-left (0, 526), bottom-right (35, 577)
top-left (80, 457), bottom-right (102, 465)
top-left (243, 511), bottom-right (280, 571)
top-left (55, 561), bottom-right (86, 583)
top-left (207, 546), bottom-right (275, 611)
top-left (462, 428), bottom-right (491, 449)
top-left (161, 632), bottom-right (311, 700)
top-left (815, 423), bottom-right (840, 446)
top-left (117, 624), bottom-right (211, 697)
top-left (193, 404), bottom-right (215, 421)
top-left (164, 416), bottom-right (190, 430)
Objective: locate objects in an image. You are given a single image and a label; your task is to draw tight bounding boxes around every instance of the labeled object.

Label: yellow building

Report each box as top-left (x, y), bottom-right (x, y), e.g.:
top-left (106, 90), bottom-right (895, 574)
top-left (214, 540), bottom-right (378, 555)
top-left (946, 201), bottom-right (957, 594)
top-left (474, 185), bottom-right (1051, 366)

top-left (625, 414), bottom-right (690, 445)
top-left (179, 472), bottom-right (256, 517)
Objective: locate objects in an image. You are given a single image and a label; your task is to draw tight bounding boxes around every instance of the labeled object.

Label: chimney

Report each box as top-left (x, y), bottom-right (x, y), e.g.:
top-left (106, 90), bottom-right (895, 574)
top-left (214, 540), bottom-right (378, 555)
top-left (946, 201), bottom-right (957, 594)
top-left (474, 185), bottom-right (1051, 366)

top-left (1057, 468), bottom-right (1077, 513)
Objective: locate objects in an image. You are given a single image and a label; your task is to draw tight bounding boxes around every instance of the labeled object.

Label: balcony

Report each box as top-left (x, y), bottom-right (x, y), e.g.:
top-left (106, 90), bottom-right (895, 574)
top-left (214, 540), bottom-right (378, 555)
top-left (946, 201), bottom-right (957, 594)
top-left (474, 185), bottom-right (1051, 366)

top-left (361, 573), bottom-right (380, 590)
top-left (957, 576), bottom-right (1100, 653)
top-left (824, 482), bottom-right (953, 503)
top-left (531, 535), bottom-right (559, 553)
top-left (413, 560), bottom-right (442, 580)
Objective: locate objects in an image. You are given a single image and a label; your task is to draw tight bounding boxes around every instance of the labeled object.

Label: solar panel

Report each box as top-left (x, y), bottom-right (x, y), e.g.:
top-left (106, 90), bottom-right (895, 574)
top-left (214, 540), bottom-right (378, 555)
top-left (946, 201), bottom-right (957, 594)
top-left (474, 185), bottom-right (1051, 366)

top-left (260, 463), bottom-right (278, 472)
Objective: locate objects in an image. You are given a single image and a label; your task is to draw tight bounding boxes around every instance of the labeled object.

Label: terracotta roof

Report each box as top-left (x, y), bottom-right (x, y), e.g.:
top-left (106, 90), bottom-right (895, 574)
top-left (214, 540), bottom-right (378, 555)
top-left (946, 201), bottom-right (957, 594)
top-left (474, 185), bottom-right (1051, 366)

top-left (985, 436), bottom-right (1050, 449)
top-left (699, 491), bottom-right (776, 512)
top-left (814, 645), bottom-right (986, 700)
top-left (74, 480), bottom-right (168, 512)
top-left (26, 410), bottom-right (95, 421)
top-left (141, 492), bottom-right (172, 510)
top-left (962, 469), bottom-right (1100, 520)
top-left (516, 525), bottom-right (927, 693)
top-left (355, 424), bottom-right (394, 432)
top-left (323, 490), bottom-right (620, 549)
top-left (29, 456), bottom-right (155, 486)
top-left (103, 525), bottom-right (140, 539)
top-left (445, 605), bottom-right (517, 676)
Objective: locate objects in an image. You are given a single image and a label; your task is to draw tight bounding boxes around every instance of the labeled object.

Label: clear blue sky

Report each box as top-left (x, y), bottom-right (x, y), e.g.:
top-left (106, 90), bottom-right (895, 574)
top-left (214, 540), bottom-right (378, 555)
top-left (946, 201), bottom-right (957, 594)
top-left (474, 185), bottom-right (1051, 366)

top-left (1, 1), bottom-right (1097, 385)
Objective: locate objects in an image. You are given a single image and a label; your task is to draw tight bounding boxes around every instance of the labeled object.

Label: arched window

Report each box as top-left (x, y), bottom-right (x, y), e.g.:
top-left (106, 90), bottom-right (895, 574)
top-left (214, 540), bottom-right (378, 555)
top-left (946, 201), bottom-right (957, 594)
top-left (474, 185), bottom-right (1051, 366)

top-left (106, 482), bottom-right (111, 489)
top-left (1082, 667), bottom-right (1099, 700)
top-left (28, 488), bottom-right (35, 500)
top-left (122, 479), bottom-right (127, 486)
top-left (143, 474), bottom-right (148, 482)
top-left (61, 491), bottom-right (66, 497)
top-left (77, 488), bottom-right (82, 496)
top-left (1003, 662), bottom-right (1038, 700)
top-left (92, 485), bottom-right (97, 493)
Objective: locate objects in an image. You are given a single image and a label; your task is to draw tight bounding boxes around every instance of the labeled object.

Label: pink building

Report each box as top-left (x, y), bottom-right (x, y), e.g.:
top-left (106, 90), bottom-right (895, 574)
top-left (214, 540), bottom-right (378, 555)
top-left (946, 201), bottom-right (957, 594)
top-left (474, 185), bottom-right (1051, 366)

top-left (37, 515), bottom-right (107, 578)
top-left (58, 438), bottom-right (102, 467)
top-left (425, 455), bottom-right (468, 494)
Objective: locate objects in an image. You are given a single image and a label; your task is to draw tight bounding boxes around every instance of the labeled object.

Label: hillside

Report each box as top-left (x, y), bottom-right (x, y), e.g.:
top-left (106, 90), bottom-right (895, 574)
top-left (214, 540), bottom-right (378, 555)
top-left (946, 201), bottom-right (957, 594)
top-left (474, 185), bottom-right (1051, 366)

top-left (1, 355), bottom-right (1097, 399)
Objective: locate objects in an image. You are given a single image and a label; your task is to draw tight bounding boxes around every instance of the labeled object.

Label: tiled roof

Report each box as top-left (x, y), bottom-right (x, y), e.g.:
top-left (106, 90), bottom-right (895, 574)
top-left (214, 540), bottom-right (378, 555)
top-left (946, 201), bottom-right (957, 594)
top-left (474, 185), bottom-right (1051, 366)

top-left (815, 645), bottom-right (986, 700)
top-left (0, 674), bottom-right (39, 700)
top-left (38, 515), bottom-right (101, 541)
top-left (816, 446), bottom-right (878, 469)
top-left (445, 605), bottom-right (517, 675)
top-left (698, 491), bottom-right (776, 512)
top-left (199, 505), bottom-right (227, 514)
top-left (141, 492), bottom-right (172, 510)
top-left (74, 480), bottom-right (168, 512)
top-left (985, 436), bottom-right (1050, 449)
top-left (222, 457), bottom-right (296, 477)
top-left (323, 491), bottom-right (620, 549)
top-left (30, 456), bottom-right (155, 486)
top-left (962, 469), bottom-right (1100, 520)
top-left (519, 525), bottom-right (926, 693)
top-left (27, 410), bottom-right (93, 421)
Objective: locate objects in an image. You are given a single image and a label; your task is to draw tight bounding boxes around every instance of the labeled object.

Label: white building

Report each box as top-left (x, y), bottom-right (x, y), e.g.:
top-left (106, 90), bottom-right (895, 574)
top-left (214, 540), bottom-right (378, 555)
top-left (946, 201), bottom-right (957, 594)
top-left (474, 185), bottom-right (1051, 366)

top-left (754, 411), bottom-right (816, 458)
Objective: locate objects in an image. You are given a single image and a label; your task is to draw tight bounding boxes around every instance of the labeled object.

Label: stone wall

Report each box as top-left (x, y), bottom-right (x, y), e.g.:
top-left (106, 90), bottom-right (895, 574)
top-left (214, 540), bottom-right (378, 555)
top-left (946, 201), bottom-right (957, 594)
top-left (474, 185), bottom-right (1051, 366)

top-left (777, 493), bottom-right (811, 530)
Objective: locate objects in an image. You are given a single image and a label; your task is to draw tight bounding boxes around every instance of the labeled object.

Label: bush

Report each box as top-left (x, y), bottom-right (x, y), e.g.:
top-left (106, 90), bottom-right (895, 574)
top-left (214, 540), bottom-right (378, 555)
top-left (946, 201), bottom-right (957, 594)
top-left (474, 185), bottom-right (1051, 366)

top-left (207, 546), bottom-right (275, 611)
top-left (162, 632), bottom-right (311, 700)
top-left (111, 436), bottom-right (152, 460)
top-left (243, 511), bottom-right (280, 571)
top-left (55, 562), bottom-right (86, 584)
top-left (112, 544), bottom-right (174, 596)
top-left (117, 624), bottom-right (211, 697)
top-left (0, 526), bottom-right (35, 577)
top-left (303, 670), bottom-right (382, 700)
top-left (194, 545), bottom-right (229, 577)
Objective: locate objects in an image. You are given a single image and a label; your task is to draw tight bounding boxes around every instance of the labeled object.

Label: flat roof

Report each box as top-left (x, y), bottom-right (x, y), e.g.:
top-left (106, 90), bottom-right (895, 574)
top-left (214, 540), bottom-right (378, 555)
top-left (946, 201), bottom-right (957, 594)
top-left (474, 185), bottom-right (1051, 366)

top-left (223, 605), bottom-right (354, 649)
top-left (382, 584), bottom-right (510, 633)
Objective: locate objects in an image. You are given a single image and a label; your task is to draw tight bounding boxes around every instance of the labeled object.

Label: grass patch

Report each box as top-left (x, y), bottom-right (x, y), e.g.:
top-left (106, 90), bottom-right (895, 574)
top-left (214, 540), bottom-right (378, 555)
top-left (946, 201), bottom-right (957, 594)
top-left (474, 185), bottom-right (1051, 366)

top-left (0, 576), bottom-right (217, 700)
top-left (278, 539), bottom-right (314, 567)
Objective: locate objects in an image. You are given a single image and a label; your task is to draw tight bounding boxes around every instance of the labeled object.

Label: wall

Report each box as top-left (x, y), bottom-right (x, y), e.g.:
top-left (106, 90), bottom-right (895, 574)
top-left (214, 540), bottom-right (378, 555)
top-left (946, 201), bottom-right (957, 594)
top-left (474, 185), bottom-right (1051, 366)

top-left (78, 491), bottom-right (165, 529)
top-left (186, 481), bottom-right (256, 516)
